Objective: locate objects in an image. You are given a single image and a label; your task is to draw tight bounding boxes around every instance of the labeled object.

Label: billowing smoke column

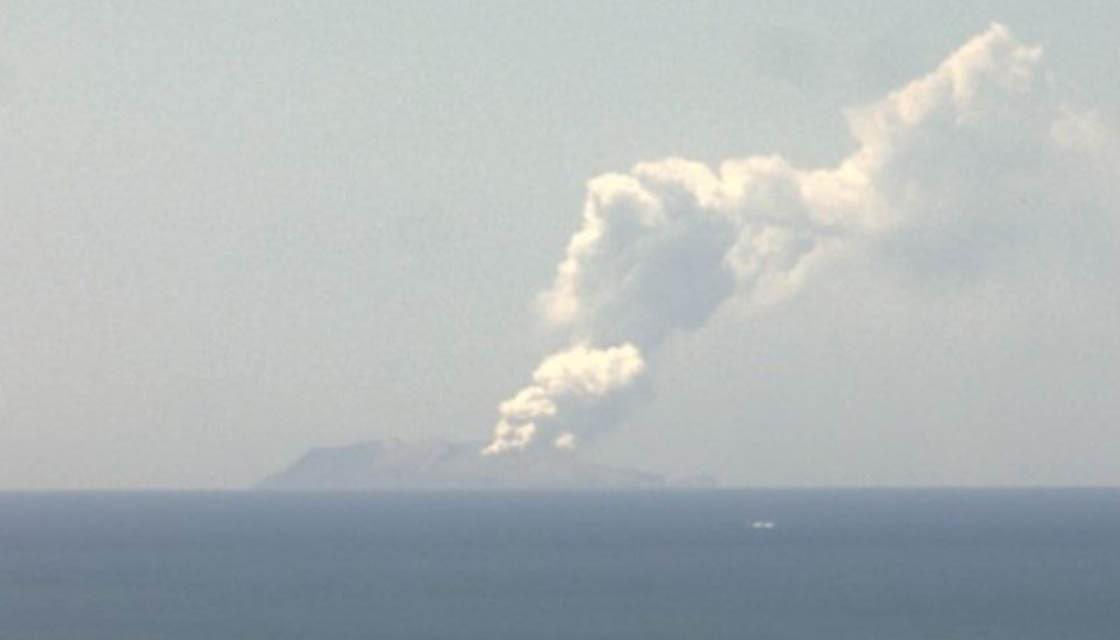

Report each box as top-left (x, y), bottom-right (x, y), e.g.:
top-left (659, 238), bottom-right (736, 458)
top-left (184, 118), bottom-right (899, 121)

top-left (484, 24), bottom-right (1112, 455)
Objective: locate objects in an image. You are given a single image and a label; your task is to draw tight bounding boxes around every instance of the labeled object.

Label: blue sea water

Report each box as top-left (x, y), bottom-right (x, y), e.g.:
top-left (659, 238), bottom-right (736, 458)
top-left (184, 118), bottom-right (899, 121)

top-left (1, 490), bottom-right (1119, 639)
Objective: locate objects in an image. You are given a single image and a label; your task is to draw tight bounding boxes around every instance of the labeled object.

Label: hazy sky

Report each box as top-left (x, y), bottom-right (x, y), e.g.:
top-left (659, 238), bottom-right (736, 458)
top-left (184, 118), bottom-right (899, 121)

top-left (1, 2), bottom-right (1117, 488)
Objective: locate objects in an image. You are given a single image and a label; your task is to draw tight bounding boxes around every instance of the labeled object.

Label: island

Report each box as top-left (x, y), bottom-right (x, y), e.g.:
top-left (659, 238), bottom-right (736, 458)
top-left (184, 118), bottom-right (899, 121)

top-left (258, 438), bottom-right (715, 491)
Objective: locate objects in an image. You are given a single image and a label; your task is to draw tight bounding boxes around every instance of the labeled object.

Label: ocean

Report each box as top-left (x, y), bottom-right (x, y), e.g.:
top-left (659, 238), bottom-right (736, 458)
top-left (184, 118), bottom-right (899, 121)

top-left (1, 490), bottom-right (1118, 639)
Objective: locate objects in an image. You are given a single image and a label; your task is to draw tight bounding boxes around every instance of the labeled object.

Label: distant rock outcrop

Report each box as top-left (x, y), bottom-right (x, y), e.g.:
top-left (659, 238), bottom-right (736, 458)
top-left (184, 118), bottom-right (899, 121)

top-left (257, 439), bottom-right (698, 490)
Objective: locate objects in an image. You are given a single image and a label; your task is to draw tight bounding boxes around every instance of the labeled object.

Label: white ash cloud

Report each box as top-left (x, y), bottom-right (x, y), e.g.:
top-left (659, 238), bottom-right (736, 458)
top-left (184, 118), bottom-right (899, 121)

top-left (484, 24), bottom-right (1117, 456)
top-left (483, 343), bottom-right (645, 455)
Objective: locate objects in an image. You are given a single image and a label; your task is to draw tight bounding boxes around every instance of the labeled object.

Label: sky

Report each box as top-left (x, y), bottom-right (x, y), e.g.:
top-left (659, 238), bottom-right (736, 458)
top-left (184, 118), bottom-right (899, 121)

top-left (0, 1), bottom-right (1117, 488)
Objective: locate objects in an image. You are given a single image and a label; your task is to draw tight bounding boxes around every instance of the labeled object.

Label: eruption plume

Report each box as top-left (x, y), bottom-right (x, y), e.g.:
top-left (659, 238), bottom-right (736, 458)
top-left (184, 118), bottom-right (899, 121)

top-left (484, 24), bottom-right (1114, 455)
